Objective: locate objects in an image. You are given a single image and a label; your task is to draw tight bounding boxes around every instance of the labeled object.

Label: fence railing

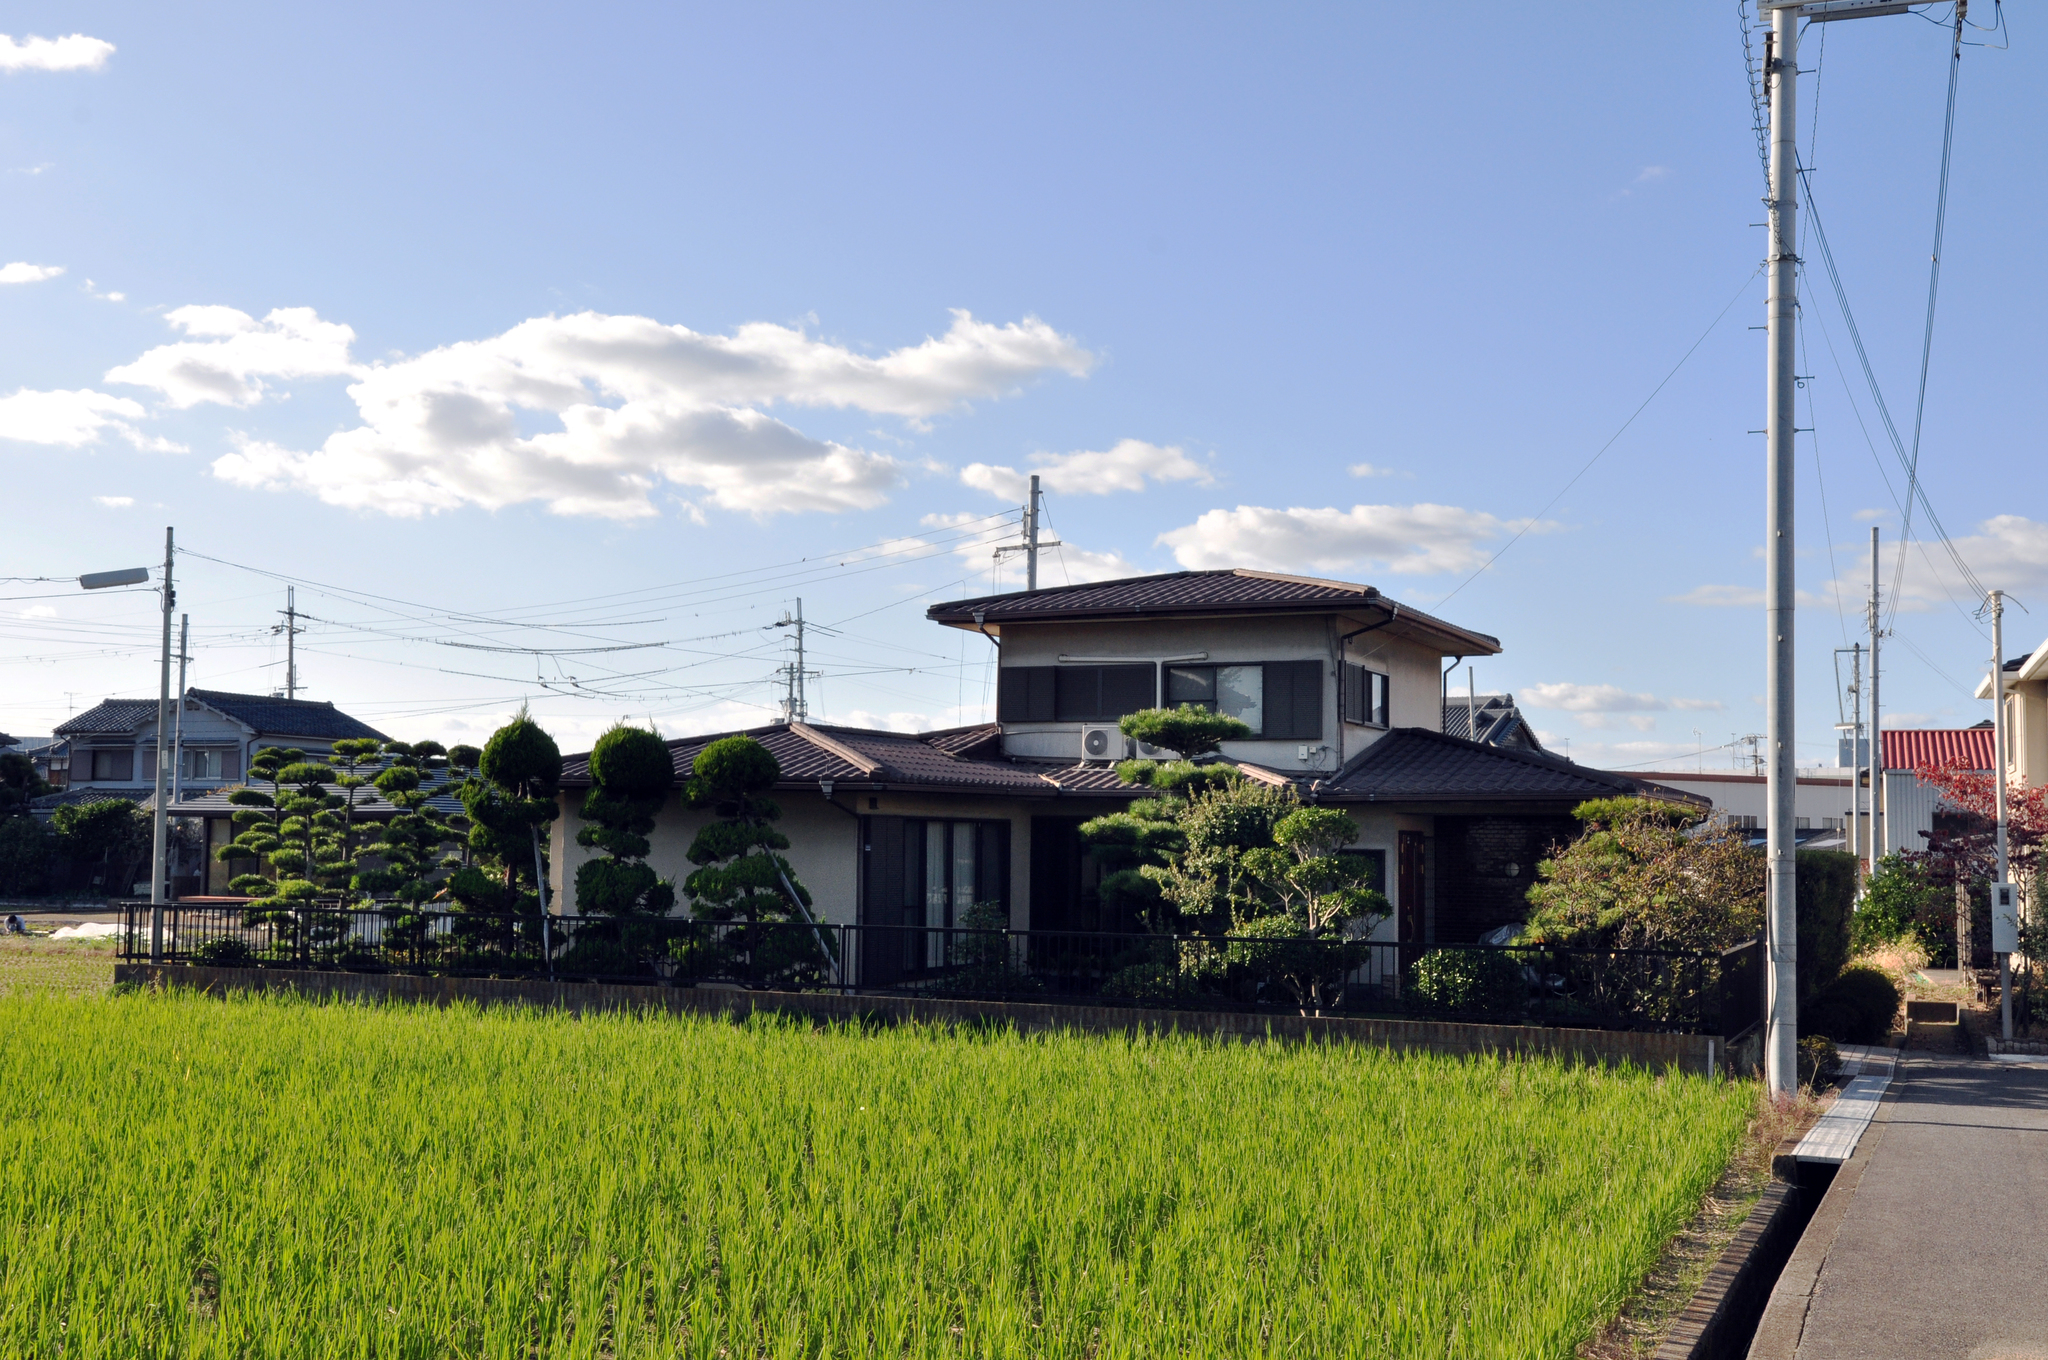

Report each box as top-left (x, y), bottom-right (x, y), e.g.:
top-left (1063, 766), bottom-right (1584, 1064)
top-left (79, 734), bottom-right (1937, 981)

top-left (117, 903), bottom-right (1762, 1034)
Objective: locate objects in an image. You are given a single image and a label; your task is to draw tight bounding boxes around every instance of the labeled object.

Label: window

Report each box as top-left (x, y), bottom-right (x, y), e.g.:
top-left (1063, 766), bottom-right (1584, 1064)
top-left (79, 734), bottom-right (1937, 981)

top-left (1341, 662), bottom-right (1389, 727)
top-left (997, 664), bottom-right (1152, 722)
top-left (1162, 660), bottom-right (1322, 740)
top-left (861, 817), bottom-right (1010, 979)
top-left (89, 749), bottom-right (134, 781)
top-left (182, 748), bottom-right (239, 780)
top-left (1167, 664), bottom-right (1264, 731)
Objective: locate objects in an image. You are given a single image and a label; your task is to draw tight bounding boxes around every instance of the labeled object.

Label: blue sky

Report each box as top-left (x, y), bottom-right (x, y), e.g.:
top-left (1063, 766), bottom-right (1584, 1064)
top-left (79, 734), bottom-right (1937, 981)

top-left (1, 2), bottom-right (2038, 767)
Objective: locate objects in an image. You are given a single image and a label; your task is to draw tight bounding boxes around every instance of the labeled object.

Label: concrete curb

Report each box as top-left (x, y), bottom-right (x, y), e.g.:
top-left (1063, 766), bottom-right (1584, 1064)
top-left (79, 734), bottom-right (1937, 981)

top-left (1653, 1179), bottom-right (1810, 1360)
top-left (112, 963), bottom-right (1724, 1071)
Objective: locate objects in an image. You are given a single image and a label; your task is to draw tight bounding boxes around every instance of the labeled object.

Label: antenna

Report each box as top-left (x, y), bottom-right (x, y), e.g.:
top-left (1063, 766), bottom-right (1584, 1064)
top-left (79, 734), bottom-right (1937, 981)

top-left (272, 586), bottom-right (304, 700)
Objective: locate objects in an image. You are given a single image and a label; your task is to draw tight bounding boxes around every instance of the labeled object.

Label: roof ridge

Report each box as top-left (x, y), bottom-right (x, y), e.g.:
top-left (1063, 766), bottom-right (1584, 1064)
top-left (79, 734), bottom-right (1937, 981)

top-left (1230, 568), bottom-right (1377, 595)
top-left (788, 722), bottom-right (885, 777)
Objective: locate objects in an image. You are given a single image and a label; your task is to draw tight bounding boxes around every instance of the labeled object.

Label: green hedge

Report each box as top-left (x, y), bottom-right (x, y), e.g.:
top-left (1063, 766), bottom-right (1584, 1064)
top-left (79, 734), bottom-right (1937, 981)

top-left (1800, 965), bottom-right (1900, 1045)
top-left (1796, 849), bottom-right (1857, 1003)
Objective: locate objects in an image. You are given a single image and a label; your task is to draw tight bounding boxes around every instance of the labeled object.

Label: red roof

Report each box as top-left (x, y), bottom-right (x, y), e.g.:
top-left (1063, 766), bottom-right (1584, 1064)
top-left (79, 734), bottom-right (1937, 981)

top-left (1882, 728), bottom-right (1994, 772)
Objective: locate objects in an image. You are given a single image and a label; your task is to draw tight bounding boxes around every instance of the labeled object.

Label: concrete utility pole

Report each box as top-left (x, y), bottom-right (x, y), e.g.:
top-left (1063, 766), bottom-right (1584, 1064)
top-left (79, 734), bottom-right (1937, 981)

top-left (149, 527), bottom-right (175, 962)
top-left (1990, 589), bottom-right (2012, 1039)
top-left (1760, 0), bottom-right (1802, 1097)
top-left (1755, 0), bottom-right (1942, 1097)
top-left (276, 586), bottom-right (302, 701)
top-left (776, 598), bottom-right (812, 723)
top-left (171, 613), bottom-right (190, 812)
top-left (1869, 525), bottom-right (1883, 870)
top-left (1026, 474), bottom-right (1040, 592)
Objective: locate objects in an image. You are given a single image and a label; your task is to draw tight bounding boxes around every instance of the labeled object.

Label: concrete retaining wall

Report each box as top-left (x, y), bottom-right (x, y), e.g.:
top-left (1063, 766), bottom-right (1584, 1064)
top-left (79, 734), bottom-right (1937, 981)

top-left (113, 963), bottom-right (1723, 1072)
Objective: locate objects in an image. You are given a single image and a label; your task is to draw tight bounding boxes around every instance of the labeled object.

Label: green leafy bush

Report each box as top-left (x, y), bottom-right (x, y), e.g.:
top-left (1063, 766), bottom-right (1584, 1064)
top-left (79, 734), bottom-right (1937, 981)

top-left (193, 936), bottom-right (253, 967)
top-left (1796, 849), bottom-right (1857, 1003)
top-left (0, 816), bottom-right (55, 896)
top-left (1409, 949), bottom-right (1527, 1016)
top-left (1800, 965), bottom-right (1900, 1045)
top-left (1852, 855), bottom-right (1942, 954)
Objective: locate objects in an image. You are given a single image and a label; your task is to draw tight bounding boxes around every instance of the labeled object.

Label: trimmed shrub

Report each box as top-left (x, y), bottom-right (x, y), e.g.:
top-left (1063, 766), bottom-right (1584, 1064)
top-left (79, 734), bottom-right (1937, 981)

top-left (0, 816), bottom-right (55, 896)
top-left (1409, 948), bottom-right (1527, 1016)
top-left (1796, 849), bottom-right (1857, 1003)
top-left (193, 936), bottom-right (253, 967)
top-left (1800, 964), bottom-right (1900, 1045)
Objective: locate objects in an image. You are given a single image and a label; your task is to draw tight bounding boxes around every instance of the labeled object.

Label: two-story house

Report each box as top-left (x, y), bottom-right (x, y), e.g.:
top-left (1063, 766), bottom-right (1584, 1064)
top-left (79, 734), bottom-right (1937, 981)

top-left (43, 688), bottom-right (391, 896)
top-left (551, 569), bottom-right (1698, 975)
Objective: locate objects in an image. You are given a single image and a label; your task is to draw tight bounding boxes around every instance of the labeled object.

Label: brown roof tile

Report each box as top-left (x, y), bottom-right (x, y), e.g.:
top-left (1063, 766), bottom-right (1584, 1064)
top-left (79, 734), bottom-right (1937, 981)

top-left (1315, 728), bottom-right (1706, 806)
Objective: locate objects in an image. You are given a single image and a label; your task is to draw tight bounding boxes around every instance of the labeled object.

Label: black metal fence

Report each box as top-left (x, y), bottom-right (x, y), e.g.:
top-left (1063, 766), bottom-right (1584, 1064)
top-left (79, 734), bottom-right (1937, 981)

top-left (119, 902), bottom-right (1765, 1035)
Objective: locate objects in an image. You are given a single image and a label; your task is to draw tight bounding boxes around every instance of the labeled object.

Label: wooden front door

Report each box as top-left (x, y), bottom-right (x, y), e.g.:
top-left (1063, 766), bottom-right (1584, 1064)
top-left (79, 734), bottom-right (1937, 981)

top-left (1396, 831), bottom-right (1426, 966)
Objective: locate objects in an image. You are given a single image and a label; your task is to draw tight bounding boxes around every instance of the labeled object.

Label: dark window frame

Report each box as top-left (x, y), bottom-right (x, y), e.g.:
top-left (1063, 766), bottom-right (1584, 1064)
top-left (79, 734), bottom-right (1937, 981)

top-left (1342, 662), bottom-right (1390, 728)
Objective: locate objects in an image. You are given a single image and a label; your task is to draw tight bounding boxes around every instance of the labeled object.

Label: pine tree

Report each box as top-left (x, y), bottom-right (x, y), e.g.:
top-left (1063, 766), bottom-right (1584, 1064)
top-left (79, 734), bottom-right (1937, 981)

top-left (358, 740), bottom-right (457, 959)
top-left (573, 724), bottom-right (675, 917)
top-left (679, 735), bottom-right (832, 987)
top-left (445, 713), bottom-right (560, 962)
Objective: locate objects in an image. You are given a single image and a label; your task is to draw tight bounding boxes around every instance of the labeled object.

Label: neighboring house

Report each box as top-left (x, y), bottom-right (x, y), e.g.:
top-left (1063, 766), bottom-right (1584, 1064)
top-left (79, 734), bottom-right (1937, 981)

top-left (1879, 726), bottom-right (1995, 859)
top-left (39, 689), bottom-right (392, 897)
top-left (4, 736), bottom-right (68, 790)
top-left (1440, 693), bottom-right (1549, 755)
top-left (551, 569), bottom-right (1702, 963)
top-left (1621, 770), bottom-right (1854, 849)
top-left (1975, 636), bottom-right (2047, 792)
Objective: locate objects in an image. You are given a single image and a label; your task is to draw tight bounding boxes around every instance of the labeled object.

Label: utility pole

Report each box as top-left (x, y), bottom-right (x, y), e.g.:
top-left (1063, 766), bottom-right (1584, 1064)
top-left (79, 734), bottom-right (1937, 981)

top-left (1869, 525), bottom-right (1883, 870)
top-left (775, 598), bottom-right (816, 723)
top-left (1990, 589), bottom-right (2012, 1040)
top-left (274, 587), bottom-right (303, 700)
top-left (171, 614), bottom-right (190, 812)
top-left (1753, 0), bottom-right (1950, 1095)
top-left (149, 528), bottom-right (175, 962)
top-left (1847, 643), bottom-right (1862, 878)
top-left (994, 474), bottom-right (1061, 589)
top-left (1759, 0), bottom-right (1802, 1100)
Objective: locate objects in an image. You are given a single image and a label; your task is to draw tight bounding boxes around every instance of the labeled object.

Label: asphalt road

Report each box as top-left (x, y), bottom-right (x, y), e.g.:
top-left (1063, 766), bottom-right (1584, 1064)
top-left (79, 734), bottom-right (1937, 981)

top-left (1752, 1054), bottom-right (2048, 1358)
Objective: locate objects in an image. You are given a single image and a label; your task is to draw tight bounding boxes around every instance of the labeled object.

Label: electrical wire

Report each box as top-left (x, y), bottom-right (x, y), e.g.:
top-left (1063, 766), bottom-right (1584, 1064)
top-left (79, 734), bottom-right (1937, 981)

top-left (1432, 265), bottom-right (1762, 610)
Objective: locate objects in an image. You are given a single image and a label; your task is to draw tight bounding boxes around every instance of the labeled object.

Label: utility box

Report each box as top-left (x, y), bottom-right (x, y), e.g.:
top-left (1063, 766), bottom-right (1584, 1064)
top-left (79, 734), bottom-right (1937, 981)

top-left (1991, 882), bottom-right (2018, 955)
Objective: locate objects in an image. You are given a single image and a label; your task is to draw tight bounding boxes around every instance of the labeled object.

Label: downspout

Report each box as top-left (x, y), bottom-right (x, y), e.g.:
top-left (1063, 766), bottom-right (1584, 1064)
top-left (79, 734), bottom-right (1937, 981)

top-left (1441, 654), bottom-right (1464, 729)
top-left (1337, 604), bottom-right (1402, 765)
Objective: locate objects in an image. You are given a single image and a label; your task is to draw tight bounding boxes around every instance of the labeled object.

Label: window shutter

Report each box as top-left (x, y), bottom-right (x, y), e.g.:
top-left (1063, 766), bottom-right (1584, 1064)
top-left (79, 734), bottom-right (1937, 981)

top-left (1341, 662), bottom-right (1365, 724)
top-left (1262, 661), bottom-right (1323, 740)
top-left (997, 667), bottom-right (1055, 722)
top-left (1101, 665), bottom-right (1156, 718)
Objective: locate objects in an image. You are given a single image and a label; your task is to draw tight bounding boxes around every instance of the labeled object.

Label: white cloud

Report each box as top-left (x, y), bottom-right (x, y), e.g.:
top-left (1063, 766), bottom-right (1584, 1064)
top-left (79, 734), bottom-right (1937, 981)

top-left (92, 495), bottom-right (133, 507)
top-left (1666, 583), bottom-right (1827, 608)
top-left (106, 306), bottom-right (360, 408)
top-left (960, 439), bottom-right (1211, 502)
top-left (1520, 682), bottom-right (1725, 732)
top-left (19, 605), bottom-right (56, 619)
top-left (195, 307), bottom-right (1090, 519)
top-left (1347, 461), bottom-right (1412, 479)
top-left (1634, 165), bottom-right (1672, 183)
top-left (1853, 508), bottom-right (1890, 523)
top-left (0, 34), bottom-right (115, 73)
top-left (1156, 502), bottom-right (1551, 576)
top-left (0, 262), bottom-right (62, 284)
top-left (83, 278), bottom-right (125, 302)
top-left (1522, 682), bottom-right (1665, 714)
top-left (0, 388), bottom-right (146, 446)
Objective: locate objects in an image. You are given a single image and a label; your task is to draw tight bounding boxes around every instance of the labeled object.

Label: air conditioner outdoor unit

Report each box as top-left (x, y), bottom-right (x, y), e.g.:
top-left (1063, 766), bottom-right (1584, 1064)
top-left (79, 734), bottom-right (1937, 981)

top-left (1133, 740), bottom-right (1174, 760)
top-left (1080, 725), bottom-right (1127, 762)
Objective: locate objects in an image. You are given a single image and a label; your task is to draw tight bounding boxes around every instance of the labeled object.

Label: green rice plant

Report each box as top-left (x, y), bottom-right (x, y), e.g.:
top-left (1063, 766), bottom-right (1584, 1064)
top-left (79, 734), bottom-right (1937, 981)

top-left (0, 990), bottom-right (1750, 1358)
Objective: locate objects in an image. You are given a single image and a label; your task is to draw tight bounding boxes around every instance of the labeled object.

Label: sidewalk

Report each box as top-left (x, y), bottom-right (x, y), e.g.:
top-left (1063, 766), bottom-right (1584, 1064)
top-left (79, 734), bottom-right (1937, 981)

top-left (1749, 1053), bottom-right (2048, 1358)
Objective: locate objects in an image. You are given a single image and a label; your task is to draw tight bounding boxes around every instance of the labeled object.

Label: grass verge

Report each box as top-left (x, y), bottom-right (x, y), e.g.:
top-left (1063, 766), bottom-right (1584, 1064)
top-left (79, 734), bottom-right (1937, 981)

top-left (1, 989), bottom-right (1752, 1358)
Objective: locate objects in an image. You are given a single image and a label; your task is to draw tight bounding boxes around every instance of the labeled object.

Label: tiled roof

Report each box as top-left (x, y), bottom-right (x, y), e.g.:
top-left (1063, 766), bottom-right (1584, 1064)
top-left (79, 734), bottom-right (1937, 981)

top-left (926, 569), bottom-right (1501, 654)
top-left (1882, 727), bottom-right (1994, 772)
top-left (54, 699), bottom-right (159, 737)
top-left (1440, 694), bottom-right (1547, 753)
top-left (562, 722), bottom-right (1068, 795)
top-left (1313, 728), bottom-right (1707, 807)
top-left (29, 786), bottom-right (151, 812)
top-left (189, 689), bottom-right (391, 742)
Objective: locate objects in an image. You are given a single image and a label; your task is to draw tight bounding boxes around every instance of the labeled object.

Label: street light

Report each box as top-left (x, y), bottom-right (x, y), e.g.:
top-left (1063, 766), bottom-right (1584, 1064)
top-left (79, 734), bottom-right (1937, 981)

top-left (79, 529), bottom-right (174, 962)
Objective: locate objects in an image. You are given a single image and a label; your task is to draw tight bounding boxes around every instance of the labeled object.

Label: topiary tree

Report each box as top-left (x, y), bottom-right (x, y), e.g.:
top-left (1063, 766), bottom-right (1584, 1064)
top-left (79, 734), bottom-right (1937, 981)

top-left (1228, 806), bottom-right (1387, 1014)
top-left (677, 735), bottom-right (832, 987)
top-left (217, 746), bottom-right (299, 897)
top-left (444, 715), bottom-right (560, 964)
top-left (1118, 705), bottom-right (1251, 760)
top-left (573, 724), bottom-right (674, 918)
top-left (243, 754), bottom-right (343, 955)
top-left (0, 748), bottom-right (50, 819)
top-left (357, 740), bottom-right (458, 959)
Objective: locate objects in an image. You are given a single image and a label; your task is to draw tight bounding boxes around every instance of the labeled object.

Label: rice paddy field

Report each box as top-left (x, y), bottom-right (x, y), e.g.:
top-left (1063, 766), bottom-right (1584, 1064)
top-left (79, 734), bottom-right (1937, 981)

top-left (0, 987), bottom-right (1752, 1358)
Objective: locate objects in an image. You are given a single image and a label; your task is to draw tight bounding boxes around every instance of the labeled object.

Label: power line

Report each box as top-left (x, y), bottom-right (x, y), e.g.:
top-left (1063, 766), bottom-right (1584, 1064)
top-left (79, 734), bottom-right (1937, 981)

top-left (1433, 265), bottom-right (1761, 610)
